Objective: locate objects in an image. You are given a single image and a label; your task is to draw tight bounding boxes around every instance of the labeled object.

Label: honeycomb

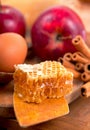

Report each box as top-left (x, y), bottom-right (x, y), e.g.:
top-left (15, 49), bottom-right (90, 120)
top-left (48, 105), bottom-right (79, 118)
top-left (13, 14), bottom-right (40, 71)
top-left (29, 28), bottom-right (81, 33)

top-left (13, 61), bottom-right (73, 103)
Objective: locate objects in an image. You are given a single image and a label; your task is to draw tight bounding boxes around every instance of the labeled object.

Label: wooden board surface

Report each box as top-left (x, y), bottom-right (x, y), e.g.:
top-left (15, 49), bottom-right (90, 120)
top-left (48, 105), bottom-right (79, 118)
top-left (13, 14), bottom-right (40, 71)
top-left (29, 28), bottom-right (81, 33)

top-left (0, 96), bottom-right (90, 130)
top-left (0, 79), bottom-right (83, 121)
top-left (0, 81), bottom-right (14, 108)
top-left (0, 79), bottom-right (84, 130)
top-left (13, 94), bottom-right (69, 128)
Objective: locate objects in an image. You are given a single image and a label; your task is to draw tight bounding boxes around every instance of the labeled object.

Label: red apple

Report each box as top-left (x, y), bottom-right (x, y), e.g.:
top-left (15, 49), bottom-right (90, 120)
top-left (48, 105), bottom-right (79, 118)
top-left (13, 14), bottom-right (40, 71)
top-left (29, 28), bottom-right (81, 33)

top-left (0, 5), bottom-right (26, 37)
top-left (31, 6), bottom-right (86, 60)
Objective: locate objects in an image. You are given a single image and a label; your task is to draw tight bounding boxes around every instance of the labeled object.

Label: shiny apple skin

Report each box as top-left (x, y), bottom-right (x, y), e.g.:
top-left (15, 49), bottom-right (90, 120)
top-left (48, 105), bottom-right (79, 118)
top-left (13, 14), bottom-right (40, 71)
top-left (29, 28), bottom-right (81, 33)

top-left (31, 6), bottom-right (86, 60)
top-left (0, 5), bottom-right (26, 37)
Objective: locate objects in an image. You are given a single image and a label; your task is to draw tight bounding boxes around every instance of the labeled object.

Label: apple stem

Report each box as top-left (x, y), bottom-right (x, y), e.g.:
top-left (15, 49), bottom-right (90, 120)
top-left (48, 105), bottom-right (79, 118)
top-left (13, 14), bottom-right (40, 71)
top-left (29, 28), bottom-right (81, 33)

top-left (56, 35), bottom-right (72, 41)
top-left (41, 30), bottom-right (72, 41)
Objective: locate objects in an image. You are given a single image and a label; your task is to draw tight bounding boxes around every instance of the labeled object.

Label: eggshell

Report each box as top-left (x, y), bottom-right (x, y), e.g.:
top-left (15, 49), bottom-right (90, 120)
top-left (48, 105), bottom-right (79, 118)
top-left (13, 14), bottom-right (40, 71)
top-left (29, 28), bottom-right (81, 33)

top-left (0, 32), bottom-right (28, 72)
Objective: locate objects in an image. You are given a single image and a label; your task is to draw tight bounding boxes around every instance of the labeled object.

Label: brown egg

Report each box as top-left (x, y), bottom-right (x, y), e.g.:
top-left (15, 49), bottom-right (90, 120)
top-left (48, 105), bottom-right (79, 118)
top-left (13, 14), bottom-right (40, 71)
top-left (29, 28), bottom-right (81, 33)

top-left (0, 32), bottom-right (28, 72)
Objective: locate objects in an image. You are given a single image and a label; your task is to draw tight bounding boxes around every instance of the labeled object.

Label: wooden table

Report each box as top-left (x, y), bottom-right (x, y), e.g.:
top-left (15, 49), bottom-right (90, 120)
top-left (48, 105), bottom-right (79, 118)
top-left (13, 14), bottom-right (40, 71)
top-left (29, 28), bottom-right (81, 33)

top-left (0, 96), bottom-right (90, 130)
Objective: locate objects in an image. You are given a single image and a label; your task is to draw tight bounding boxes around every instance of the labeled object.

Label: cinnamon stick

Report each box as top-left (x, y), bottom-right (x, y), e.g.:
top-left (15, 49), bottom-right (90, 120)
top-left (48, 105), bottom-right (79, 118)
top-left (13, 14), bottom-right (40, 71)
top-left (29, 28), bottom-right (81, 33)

top-left (72, 52), bottom-right (89, 64)
top-left (81, 81), bottom-right (90, 97)
top-left (63, 52), bottom-right (72, 61)
top-left (58, 57), bottom-right (75, 69)
top-left (74, 51), bottom-right (85, 57)
top-left (72, 35), bottom-right (90, 58)
top-left (75, 62), bottom-right (84, 72)
top-left (84, 62), bottom-right (90, 74)
top-left (67, 68), bottom-right (81, 79)
top-left (81, 72), bottom-right (90, 82)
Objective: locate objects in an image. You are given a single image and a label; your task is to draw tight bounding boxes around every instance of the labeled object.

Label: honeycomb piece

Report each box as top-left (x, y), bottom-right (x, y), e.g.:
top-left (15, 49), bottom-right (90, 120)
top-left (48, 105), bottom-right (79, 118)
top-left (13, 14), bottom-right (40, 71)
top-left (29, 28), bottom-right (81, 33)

top-left (13, 61), bottom-right (73, 103)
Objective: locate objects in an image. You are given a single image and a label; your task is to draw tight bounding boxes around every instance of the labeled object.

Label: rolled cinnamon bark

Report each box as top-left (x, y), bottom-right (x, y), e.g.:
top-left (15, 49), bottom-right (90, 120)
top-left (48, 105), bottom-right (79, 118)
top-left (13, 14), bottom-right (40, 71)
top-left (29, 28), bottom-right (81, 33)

top-left (58, 57), bottom-right (75, 69)
top-left (84, 62), bottom-right (90, 74)
top-left (63, 52), bottom-right (72, 61)
top-left (81, 82), bottom-right (90, 97)
top-left (72, 52), bottom-right (89, 64)
top-left (58, 57), bottom-right (63, 64)
top-left (81, 72), bottom-right (90, 82)
top-left (75, 62), bottom-right (84, 72)
top-left (67, 68), bottom-right (81, 79)
top-left (74, 51), bottom-right (85, 57)
top-left (72, 35), bottom-right (90, 58)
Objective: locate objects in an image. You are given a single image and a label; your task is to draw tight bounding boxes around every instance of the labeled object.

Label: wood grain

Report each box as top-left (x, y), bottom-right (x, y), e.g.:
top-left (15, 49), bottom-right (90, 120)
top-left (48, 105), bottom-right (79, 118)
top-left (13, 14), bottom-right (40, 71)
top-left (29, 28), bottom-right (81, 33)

top-left (0, 79), bottom-right (83, 126)
top-left (0, 97), bottom-right (90, 130)
top-left (13, 95), bottom-right (69, 128)
top-left (0, 81), bottom-right (13, 107)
